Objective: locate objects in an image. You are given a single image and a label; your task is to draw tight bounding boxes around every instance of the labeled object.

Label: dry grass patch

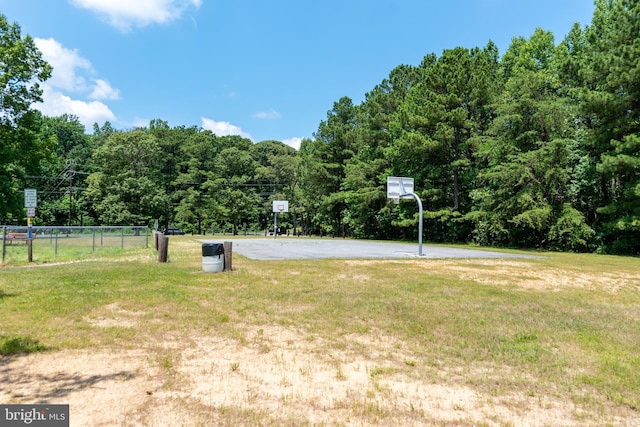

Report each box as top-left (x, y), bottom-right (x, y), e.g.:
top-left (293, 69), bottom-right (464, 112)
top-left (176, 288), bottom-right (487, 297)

top-left (84, 302), bottom-right (146, 328)
top-left (1, 239), bottom-right (639, 425)
top-left (419, 258), bottom-right (640, 292)
top-left (2, 324), bottom-right (618, 426)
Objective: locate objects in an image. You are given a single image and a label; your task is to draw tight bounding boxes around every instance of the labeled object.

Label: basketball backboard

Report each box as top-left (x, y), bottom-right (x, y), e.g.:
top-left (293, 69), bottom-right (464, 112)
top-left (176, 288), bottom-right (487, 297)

top-left (386, 176), bottom-right (414, 199)
top-left (272, 200), bottom-right (289, 213)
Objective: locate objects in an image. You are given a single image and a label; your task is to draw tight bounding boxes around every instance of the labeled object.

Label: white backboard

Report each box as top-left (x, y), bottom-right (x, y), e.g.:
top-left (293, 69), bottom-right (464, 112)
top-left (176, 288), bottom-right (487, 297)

top-left (273, 200), bottom-right (289, 212)
top-left (386, 177), bottom-right (414, 199)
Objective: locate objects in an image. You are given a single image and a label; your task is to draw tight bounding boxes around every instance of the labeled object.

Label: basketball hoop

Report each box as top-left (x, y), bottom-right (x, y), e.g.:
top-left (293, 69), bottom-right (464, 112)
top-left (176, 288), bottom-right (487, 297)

top-left (272, 200), bottom-right (289, 213)
top-left (272, 200), bottom-right (289, 240)
top-left (386, 176), bottom-right (424, 256)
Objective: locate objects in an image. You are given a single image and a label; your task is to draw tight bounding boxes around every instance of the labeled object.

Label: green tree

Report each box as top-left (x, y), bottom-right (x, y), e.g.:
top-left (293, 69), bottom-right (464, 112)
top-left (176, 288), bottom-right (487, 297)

top-left (0, 15), bottom-right (52, 221)
top-left (553, 23), bottom-right (603, 232)
top-left (583, 0), bottom-right (640, 253)
top-left (173, 129), bottom-right (223, 234)
top-left (84, 129), bottom-right (168, 225)
top-left (252, 140), bottom-right (301, 233)
top-left (468, 29), bottom-right (594, 250)
top-left (302, 97), bottom-right (358, 236)
top-left (40, 114), bottom-right (90, 160)
top-left (389, 44), bottom-right (500, 241)
top-left (33, 114), bottom-right (92, 225)
top-left (341, 65), bottom-right (421, 239)
top-left (210, 144), bottom-right (260, 235)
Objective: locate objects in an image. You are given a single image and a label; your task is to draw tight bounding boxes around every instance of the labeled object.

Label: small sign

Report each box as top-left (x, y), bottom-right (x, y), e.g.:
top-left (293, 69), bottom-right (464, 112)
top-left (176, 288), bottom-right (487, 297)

top-left (24, 189), bottom-right (37, 208)
top-left (272, 200), bottom-right (289, 213)
top-left (27, 207), bottom-right (36, 218)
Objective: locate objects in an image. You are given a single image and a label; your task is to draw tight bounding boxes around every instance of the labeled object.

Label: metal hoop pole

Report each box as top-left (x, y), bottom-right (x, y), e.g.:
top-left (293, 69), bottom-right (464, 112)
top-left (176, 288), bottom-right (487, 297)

top-left (402, 191), bottom-right (424, 257)
top-left (273, 212), bottom-right (277, 240)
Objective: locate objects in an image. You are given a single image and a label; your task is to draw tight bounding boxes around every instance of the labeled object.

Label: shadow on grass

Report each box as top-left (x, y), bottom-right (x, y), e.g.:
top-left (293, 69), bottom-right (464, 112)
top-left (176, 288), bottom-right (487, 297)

top-left (0, 335), bottom-right (138, 400)
top-left (0, 363), bottom-right (137, 400)
top-left (0, 335), bottom-right (48, 355)
top-left (0, 290), bottom-right (16, 301)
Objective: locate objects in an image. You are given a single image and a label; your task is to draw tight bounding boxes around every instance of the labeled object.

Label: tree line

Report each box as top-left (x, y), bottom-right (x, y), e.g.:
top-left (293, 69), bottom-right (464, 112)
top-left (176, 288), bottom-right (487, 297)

top-left (1, 0), bottom-right (639, 253)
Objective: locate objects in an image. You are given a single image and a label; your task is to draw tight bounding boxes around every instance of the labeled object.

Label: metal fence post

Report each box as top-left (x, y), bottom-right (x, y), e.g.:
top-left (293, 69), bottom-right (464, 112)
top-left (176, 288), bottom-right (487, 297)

top-left (1, 226), bottom-right (6, 263)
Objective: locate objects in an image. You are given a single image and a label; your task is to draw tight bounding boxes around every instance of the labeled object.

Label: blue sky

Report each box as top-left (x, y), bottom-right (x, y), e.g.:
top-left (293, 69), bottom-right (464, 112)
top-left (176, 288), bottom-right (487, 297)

top-left (1, 0), bottom-right (595, 149)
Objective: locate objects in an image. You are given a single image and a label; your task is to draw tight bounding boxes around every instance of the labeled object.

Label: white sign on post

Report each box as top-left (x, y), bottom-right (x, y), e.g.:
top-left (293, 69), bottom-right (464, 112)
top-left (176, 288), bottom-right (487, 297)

top-left (24, 189), bottom-right (37, 208)
top-left (27, 208), bottom-right (36, 218)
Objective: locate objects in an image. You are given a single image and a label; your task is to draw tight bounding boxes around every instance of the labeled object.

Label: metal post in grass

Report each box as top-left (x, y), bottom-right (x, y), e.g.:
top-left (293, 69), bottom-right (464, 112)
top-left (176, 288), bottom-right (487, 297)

top-left (55, 231), bottom-right (59, 257)
top-left (92, 227), bottom-right (96, 252)
top-left (273, 212), bottom-right (277, 240)
top-left (27, 218), bottom-right (33, 263)
top-left (121, 227), bottom-right (124, 249)
top-left (1, 225), bottom-right (6, 263)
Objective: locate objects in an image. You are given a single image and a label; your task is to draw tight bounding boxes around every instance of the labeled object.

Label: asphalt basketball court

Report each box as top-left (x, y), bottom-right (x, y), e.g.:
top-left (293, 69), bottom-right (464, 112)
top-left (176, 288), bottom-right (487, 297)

top-left (200, 237), bottom-right (534, 261)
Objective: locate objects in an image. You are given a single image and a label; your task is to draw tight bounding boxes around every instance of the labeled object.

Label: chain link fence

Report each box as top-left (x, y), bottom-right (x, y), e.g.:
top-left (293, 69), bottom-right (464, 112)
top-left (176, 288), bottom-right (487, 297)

top-left (1, 225), bottom-right (149, 263)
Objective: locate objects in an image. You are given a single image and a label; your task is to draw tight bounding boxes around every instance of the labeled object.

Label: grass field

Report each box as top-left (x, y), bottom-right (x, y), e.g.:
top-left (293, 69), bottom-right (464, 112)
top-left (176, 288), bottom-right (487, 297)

top-left (1, 236), bottom-right (639, 426)
top-left (1, 233), bottom-right (148, 265)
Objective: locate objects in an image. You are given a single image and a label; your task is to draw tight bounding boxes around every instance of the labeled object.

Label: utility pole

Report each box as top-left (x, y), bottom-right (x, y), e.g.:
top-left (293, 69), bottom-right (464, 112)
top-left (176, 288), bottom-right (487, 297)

top-left (66, 160), bottom-right (76, 227)
top-left (68, 169), bottom-right (73, 227)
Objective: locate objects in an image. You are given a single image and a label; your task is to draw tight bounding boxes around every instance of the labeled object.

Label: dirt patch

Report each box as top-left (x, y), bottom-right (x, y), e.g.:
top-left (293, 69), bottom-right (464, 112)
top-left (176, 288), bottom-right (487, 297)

top-left (406, 259), bottom-right (640, 293)
top-left (0, 349), bottom-right (161, 426)
top-left (0, 324), bottom-right (618, 426)
top-left (84, 303), bottom-right (145, 329)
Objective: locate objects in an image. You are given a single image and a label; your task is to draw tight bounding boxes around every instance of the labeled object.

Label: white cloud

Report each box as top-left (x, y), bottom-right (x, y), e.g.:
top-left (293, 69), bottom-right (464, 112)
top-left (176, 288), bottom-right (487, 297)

top-left (201, 117), bottom-right (253, 140)
top-left (253, 109), bottom-right (281, 120)
top-left (37, 87), bottom-right (116, 128)
top-left (70, 0), bottom-right (202, 31)
top-left (89, 79), bottom-right (121, 100)
top-left (282, 137), bottom-right (302, 150)
top-left (34, 38), bottom-right (118, 129)
top-left (34, 38), bottom-right (92, 93)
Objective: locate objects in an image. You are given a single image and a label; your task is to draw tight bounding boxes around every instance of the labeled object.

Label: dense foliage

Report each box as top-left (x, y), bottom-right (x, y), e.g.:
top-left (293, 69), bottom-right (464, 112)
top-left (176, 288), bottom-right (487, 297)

top-left (2, 0), bottom-right (639, 253)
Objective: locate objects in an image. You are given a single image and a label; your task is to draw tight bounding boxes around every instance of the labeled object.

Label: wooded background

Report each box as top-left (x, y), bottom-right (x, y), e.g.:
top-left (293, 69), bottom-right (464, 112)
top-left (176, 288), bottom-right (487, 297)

top-left (1, 0), bottom-right (638, 254)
